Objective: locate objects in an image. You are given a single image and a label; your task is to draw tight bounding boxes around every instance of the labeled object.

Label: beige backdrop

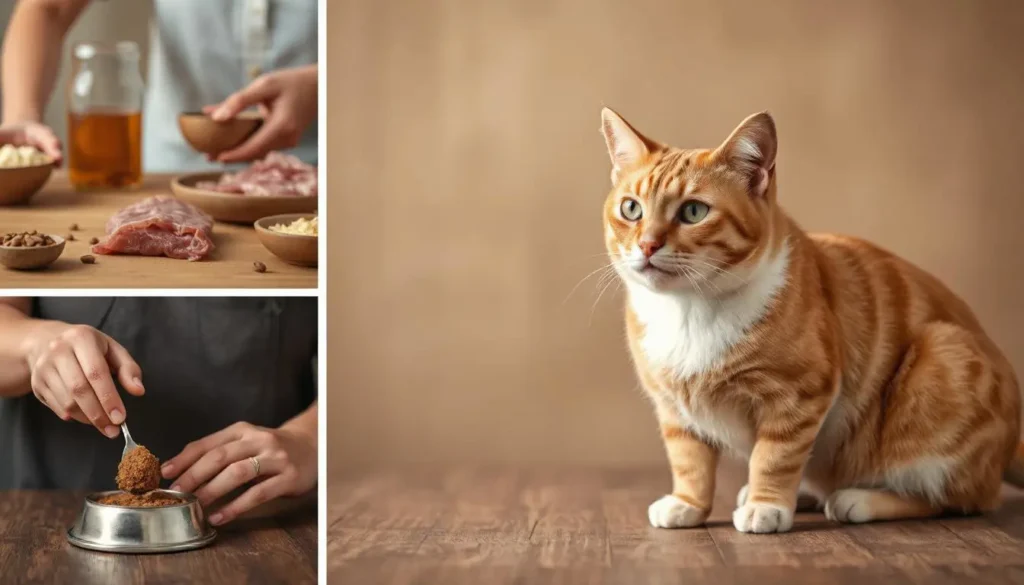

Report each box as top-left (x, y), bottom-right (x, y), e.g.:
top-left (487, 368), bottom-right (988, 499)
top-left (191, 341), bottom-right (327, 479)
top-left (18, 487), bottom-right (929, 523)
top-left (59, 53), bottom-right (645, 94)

top-left (327, 0), bottom-right (1024, 473)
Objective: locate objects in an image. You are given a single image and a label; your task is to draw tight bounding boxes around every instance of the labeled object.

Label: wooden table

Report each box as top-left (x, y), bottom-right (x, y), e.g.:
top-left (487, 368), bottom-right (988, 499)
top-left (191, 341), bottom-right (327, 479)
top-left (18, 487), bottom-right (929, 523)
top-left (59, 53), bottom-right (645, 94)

top-left (328, 465), bottom-right (1024, 584)
top-left (0, 490), bottom-right (317, 585)
top-left (0, 175), bottom-right (317, 289)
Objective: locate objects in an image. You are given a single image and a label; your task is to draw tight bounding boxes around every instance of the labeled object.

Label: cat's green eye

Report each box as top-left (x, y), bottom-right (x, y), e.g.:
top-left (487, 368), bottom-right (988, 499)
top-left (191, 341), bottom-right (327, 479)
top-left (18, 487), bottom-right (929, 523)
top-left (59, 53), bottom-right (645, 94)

top-left (620, 198), bottom-right (643, 221)
top-left (678, 201), bottom-right (710, 224)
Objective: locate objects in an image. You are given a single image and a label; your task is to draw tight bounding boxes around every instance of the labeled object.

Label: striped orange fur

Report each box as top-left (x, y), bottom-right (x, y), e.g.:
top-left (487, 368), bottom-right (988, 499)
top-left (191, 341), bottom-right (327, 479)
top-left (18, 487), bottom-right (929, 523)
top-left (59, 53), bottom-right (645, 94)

top-left (600, 108), bottom-right (1023, 533)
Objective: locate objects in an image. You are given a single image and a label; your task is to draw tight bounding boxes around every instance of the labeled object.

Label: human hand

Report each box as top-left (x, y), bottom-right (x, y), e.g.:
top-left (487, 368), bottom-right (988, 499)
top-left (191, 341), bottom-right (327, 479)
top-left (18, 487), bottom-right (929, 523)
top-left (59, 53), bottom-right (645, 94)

top-left (161, 421), bottom-right (317, 526)
top-left (0, 121), bottom-right (63, 165)
top-left (23, 323), bottom-right (144, 437)
top-left (202, 64), bottom-right (317, 164)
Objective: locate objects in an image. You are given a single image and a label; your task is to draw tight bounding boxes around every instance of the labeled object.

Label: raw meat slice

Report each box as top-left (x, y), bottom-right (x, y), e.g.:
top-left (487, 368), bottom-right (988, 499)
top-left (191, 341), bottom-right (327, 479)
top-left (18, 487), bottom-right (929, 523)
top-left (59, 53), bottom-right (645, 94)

top-left (92, 195), bottom-right (215, 261)
top-left (196, 151), bottom-right (317, 197)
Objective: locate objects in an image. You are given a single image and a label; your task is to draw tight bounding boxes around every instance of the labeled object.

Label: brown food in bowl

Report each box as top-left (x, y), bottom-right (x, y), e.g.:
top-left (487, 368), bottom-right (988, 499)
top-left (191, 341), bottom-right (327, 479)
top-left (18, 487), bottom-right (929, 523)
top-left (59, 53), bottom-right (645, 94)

top-left (97, 492), bottom-right (184, 508)
top-left (116, 445), bottom-right (161, 493)
top-left (2, 231), bottom-right (56, 247)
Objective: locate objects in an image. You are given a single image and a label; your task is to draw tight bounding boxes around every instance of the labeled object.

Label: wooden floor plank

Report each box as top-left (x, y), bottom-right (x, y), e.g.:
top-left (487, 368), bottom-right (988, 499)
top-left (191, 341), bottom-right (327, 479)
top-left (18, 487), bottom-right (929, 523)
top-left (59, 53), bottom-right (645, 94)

top-left (524, 468), bottom-right (612, 569)
top-left (328, 467), bottom-right (1024, 584)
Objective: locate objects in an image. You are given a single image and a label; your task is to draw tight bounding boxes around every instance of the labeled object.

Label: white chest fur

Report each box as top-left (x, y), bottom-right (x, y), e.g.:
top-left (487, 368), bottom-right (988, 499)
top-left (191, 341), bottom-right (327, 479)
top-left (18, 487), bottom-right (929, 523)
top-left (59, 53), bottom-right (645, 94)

top-left (627, 245), bottom-right (792, 454)
top-left (627, 245), bottom-right (791, 381)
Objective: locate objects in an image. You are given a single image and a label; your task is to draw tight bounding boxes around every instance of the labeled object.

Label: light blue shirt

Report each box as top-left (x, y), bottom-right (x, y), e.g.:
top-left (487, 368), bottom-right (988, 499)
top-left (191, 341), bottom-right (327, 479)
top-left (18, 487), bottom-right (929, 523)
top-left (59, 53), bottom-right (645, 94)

top-left (143, 0), bottom-right (317, 172)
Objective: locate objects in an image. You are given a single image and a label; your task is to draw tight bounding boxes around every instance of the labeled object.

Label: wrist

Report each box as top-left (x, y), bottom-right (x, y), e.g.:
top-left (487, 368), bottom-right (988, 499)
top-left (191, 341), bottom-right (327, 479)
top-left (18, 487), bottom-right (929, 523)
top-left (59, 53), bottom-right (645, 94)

top-left (279, 412), bottom-right (317, 449)
top-left (301, 65), bottom-right (317, 85)
top-left (2, 109), bottom-right (43, 126)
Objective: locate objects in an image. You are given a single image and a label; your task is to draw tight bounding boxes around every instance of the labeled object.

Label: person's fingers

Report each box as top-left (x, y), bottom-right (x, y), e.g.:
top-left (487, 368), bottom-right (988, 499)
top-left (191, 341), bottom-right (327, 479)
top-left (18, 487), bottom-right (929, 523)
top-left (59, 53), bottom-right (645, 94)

top-left (172, 439), bottom-right (261, 499)
top-left (40, 366), bottom-right (92, 425)
top-left (207, 474), bottom-right (292, 526)
top-left (191, 430), bottom-right (295, 506)
top-left (35, 380), bottom-right (95, 426)
top-left (31, 371), bottom-right (70, 421)
top-left (52, 351), bottom-right (116, 437)
top-left (102, 335), bottom-right (144, 397)
top-left (161, 422), bottom-right (250, 480)
top-left (210, 76), bottom-right (279, 122)
top-left (215, 111), bottom-right (297, 163)
top-left (25, 125), bottom-right (63, 163)
top-left (71, 336), bottom-right (127, 426)
top-left (66, 405), bottom-right (91, 425)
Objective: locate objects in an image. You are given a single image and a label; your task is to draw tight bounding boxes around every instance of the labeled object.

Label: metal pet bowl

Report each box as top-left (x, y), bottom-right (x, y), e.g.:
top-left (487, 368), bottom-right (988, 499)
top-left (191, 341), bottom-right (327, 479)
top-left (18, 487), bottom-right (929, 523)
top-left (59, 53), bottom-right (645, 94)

top-left (67, 489), bottom-right (217, 554)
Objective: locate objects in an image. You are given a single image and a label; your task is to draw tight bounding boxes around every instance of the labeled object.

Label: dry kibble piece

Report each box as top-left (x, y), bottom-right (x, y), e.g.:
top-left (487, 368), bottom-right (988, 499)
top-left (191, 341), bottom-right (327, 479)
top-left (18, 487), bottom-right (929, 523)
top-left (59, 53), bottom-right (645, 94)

top-left (1, 231), bottom-right (56, 247)
top-left (69, 223), bottom-right (79, 231)
top-left (66, 233), bottom-right (75, 241)
top-left (253, 261), bottom-right (267, 273)
top-left (89, 237), bottom-right (99, 245)
top-left (80, 255), bottom-right (96, 264)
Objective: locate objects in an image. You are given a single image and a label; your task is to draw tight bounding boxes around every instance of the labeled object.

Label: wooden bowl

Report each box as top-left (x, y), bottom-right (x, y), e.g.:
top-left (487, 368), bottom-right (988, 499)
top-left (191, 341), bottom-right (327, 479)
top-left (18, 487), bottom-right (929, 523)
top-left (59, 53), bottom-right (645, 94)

top-left (177, 111), bottom-right (263, 155)
top-left (0, 235), bottom-right (65, 270)
top-left (0, 163), bottom-right (55, 205)
top-left (254, 214), bottom-right (318, 267)
top-left (170, 174), bottom-right (317, 224)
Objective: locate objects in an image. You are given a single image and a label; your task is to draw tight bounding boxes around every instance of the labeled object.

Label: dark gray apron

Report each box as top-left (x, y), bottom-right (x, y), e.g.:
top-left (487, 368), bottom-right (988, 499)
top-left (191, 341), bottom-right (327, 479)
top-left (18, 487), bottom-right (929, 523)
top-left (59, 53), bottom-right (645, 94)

top-left (0, 298), bottom-right (317, 490)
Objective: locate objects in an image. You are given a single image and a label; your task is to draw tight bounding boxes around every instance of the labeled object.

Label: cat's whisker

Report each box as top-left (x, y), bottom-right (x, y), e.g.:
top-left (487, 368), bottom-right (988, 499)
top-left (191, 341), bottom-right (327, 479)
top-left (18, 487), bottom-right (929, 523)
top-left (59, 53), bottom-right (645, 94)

top-left (660, 261), bottom-right (743, 286)
top-left (562, 261), bottom-right (622, 305)
top-left (680, 263), bottom-right (722, 295)
top-left (589, 277), bottom-right (620, 327)
top-left (680, 266), bottom-right (709, 301)
top-left (657, 257), bottom-right (749, 287)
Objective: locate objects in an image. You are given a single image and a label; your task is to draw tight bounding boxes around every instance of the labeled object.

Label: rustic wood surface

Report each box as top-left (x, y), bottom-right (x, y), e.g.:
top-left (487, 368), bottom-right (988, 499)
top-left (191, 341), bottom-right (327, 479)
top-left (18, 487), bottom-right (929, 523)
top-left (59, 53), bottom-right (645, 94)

top-left (0, 490), bottom-right (317, 585)
top-left (0, 174), bottom-right (317, 289)
top-left (328, 465), bottom-right (1024, 584)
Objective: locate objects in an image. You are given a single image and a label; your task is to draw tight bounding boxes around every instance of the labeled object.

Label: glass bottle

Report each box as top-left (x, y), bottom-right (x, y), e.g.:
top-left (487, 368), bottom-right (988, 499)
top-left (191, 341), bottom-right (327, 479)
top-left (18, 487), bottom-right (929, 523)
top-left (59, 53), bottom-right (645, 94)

top-left (66, 41), bottom-right (145, 190)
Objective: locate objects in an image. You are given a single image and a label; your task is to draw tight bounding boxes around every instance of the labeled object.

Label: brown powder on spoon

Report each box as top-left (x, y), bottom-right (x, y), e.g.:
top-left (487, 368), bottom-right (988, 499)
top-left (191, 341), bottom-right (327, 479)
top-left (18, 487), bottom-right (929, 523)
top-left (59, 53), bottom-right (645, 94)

top-left (116, 445), bottom-right (162, 494)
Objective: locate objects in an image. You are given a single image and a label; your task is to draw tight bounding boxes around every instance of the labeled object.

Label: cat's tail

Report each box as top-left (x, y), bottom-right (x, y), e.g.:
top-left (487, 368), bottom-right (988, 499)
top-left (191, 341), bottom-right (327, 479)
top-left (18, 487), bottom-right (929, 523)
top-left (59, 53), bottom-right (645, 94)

top-left (1004, 443), bottom-right (1024, 487)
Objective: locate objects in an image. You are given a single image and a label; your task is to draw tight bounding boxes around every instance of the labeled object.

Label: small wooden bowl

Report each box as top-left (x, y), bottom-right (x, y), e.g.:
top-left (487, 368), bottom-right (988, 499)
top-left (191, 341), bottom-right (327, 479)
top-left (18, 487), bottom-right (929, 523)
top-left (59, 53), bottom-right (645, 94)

top-left (177, 111), bottom-right (263, 155)
top-left (170, 174), bottom-right (317, 224)
top-left (254, 214), bottom-right (318, 267)
top-left (0, 163), bottom-right (55, 205)
top-left (0, 235), bottom-right (66, 270)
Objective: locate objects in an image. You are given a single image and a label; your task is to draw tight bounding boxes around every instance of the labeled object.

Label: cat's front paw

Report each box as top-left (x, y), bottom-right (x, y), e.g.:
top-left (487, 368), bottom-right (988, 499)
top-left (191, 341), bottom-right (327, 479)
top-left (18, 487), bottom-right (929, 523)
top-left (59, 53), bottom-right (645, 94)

top-left (733, 502), bottom-right (794, 533)
top-left (648, 494), bottom-right (708, 529)
top-left (824, 489), bottom-right (874, 523)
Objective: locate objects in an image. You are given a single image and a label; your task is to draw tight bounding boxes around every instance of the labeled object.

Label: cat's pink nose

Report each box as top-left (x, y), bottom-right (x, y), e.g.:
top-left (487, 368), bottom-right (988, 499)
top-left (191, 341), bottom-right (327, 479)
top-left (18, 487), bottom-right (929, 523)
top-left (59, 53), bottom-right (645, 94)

top-left (639, 241), bottom-right (663, 258)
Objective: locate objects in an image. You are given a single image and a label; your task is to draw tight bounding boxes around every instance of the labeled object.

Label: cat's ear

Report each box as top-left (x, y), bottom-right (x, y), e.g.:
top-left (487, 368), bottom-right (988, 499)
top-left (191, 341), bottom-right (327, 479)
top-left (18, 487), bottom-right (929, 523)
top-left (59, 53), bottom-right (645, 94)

top-left (601, 107), bottom-right (659, 185)
top-left (716, 112), bottom-right (777, 198)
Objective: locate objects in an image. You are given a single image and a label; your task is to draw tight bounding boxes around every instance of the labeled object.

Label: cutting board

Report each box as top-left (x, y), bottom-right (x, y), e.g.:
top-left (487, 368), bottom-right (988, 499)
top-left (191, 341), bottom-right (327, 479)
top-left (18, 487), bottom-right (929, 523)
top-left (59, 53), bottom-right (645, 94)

top-left (0, 174), bottom-right (318, 289)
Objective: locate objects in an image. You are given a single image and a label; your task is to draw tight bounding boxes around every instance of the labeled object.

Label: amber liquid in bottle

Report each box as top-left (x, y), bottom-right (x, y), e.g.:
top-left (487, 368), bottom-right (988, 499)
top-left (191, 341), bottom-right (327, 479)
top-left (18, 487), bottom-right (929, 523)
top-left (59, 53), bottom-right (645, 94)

top-left (67, 109), bottom-right (142, 189)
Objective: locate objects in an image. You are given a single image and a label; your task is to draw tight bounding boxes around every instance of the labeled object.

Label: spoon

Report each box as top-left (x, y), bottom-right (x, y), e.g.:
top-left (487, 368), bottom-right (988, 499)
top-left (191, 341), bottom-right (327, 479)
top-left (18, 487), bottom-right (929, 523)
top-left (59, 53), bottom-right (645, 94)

top-left (121, 422), bottom-right (138, 460)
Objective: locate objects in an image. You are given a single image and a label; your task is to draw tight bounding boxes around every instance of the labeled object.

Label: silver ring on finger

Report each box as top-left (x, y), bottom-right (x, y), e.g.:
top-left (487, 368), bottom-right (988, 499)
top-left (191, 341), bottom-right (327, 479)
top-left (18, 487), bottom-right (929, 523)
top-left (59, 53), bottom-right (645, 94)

top-left (249, 456), bottom-right (261, 478)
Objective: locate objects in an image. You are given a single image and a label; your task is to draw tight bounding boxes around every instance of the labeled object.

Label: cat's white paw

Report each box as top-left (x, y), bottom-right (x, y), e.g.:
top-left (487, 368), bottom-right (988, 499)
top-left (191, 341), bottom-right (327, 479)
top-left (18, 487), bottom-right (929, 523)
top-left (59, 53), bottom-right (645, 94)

top-left (736, 484), bottom-right (750, 508)
top-left (824, 489), bottom-right (874, 523)
top-left (648, 495), bottom-right (708, 529)
top-left (733, 502), bottom-right (794, 533)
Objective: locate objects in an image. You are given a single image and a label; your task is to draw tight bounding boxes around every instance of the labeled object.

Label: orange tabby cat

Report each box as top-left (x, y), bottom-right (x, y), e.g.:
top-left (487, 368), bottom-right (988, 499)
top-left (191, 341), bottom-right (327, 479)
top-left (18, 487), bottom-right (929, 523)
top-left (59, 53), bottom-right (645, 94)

top-left (600, 107), bottom-right (1023, 533)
